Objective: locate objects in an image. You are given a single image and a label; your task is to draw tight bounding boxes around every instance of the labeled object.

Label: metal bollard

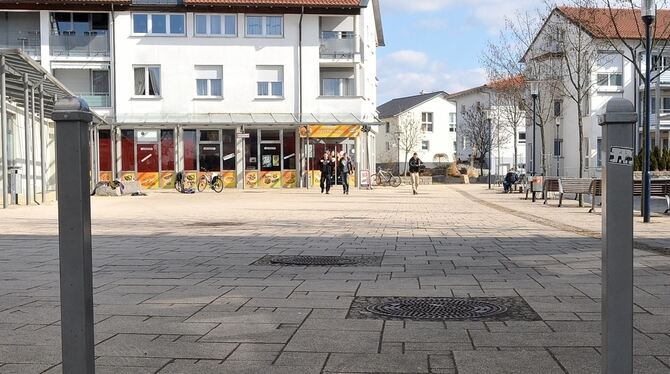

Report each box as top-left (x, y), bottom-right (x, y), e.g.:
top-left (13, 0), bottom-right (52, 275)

top-left (598, 98), bottom-right (636, 374)
top-left (51, 97), bottom-right (95, 374)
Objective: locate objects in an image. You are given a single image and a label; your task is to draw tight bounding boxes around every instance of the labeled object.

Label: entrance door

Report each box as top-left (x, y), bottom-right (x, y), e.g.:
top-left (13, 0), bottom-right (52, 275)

top-left (260, 143), bottom-right (281, 188)
top-left (137, 143), bottom-right (159, 189)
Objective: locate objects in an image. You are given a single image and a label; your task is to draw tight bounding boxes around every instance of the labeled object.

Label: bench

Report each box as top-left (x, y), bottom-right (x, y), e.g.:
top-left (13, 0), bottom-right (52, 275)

top-left (542, 178), bottom-right (560, 204)
top-left (588, 179), bottom-right (602, 213)
top-left (558, 177), bottom-right (594, 207)
top-left (525, 176), bottom-right (544, 202)
top-left (633, 179), bottom-right (670, 214)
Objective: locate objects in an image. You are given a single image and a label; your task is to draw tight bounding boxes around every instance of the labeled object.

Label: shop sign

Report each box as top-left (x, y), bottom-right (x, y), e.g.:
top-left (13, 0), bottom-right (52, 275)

top-left (237, 132), bottom-right (250, 138)
top-left (203, 147), bottom-right (216, 151)
top-left (299, 125), bottom-right (362, 138)
top-left (360, 170), bottom-right (370, 186)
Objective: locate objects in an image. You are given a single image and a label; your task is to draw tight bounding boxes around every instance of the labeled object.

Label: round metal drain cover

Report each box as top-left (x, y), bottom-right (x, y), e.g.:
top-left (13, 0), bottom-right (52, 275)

top-left (366, 298), bottom-right (507, 320)
top-left (270, 256), bottom-right (357, 266)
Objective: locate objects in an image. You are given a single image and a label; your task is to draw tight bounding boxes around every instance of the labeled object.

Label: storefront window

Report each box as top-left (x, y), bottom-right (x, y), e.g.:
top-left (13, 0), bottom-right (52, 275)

top-left (99, 130), bottom-right (112, 171)
top-left (245, 130), bottom-right (258, 170)
top-left (200, 129), bottom-right (219, 142)
top-left (183, 130), bottom-right (197, 170)
top-left (121, 129), bottom-right (134, 171)
top-left (222, 129), bottom-right (235, 170)
top-left (260, 130), bottom-right (281, 172)
top-left (283, 130), bottom-right (295, 169)
top-left (161, 129), bottom-right (175, 171)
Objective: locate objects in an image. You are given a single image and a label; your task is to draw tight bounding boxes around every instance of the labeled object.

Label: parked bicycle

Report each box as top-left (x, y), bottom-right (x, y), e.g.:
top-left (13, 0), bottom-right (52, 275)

top-left (371, 168), bottom-right (401, 187)
top-left (197, 171), bottom-right (224, 193)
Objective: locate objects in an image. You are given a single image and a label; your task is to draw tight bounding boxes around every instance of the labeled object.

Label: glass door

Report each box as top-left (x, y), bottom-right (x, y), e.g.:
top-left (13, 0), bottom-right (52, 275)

top-left (137, 143), bottom-right (158, 172)
top-left (136, 130), bottom-right (160, 189)
top-left (259, 129), bottom-right (281, 188)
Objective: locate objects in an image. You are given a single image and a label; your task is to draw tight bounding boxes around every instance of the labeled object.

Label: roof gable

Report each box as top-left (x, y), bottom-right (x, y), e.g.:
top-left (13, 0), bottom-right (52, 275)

top-left (377, 91), bottom-right (448, 119)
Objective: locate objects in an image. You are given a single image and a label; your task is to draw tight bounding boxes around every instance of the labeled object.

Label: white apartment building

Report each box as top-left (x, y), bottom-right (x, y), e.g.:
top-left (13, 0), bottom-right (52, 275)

top-left (376, 91), bottom-right (457, 172)
top-left (523, 7), bottom-right (670, 178)
top-left (449, 84), bottom-right (527, 176)
top-left (0, 0), bottom-right (384, 196)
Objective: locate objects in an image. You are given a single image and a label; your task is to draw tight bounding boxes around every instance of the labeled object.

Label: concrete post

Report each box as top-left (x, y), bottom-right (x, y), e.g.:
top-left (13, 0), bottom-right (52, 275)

top-left (51, 97), bottom-right (95, 374)
top-left (598, 98), bottom-right (636, 374)
top-left (1, 56), bottom-right (8, 208)
top-left (23, 74), bottom-right (31, 205)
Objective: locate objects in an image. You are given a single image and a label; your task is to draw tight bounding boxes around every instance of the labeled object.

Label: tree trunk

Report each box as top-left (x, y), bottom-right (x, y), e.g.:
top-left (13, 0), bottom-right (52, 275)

top-left (577, 108), bottom-right (584, 207)
top-left (513, 130), bottom-right (518, 170)
top-left (540, 125), bottom-right (547, 177)
top-left (404, 152), bottom-right (409, 176)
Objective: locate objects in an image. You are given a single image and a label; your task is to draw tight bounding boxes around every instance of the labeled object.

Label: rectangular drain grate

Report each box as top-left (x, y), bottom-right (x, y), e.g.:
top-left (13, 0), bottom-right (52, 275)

top-left (252, 255), bottom-right (383, 267)
top-left (347, 296), bottom-right (541, 322)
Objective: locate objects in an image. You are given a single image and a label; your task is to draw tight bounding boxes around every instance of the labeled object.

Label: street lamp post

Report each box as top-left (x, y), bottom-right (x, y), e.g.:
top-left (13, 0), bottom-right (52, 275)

top-left (394, 131), bottom-right (402, 175)
top-left (530, 81), bottom-right (539, 176)
top-left (642, 0), bottom-right (655, 223)
top-left (555, 118), bottom-right (561, 177)
top-left (487, 115), bottom-right (492, 190)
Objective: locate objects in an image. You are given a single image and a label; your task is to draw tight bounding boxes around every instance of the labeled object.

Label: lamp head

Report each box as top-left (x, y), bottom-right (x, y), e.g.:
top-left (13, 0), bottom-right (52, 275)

top-left (529, 81), bottom-right (540, 98)
top-left (642, 0), bottom-right (656, 19)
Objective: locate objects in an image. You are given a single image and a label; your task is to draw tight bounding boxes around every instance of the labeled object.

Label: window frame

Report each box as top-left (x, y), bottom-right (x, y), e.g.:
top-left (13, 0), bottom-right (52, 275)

top-left (245, 14), bottom-right (283, 38)
top-left (421, 140), bottom-right (430, 151)
top-left (421, 112), bottom-right (434, 132)
top-left (194, 65), bottom-right (223, 99)
top-left (256, 65), bottom-right (284, 99)
top-left (320, 77), bottom-right (355, 97)
top-left (132, 12), bottom-right (186, 36)
top-left (448, 112), bottom-right (456, 132)
top-left (194, 13), bottom-right (237, 37)
top-left (133, 65), bottom-right (162, 98)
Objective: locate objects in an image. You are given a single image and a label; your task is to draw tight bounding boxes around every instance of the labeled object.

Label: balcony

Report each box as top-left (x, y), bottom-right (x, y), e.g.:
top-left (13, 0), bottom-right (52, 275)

top-left (0, 31), bottom-right (41, 58)
top-left (50, 32), bottom-right (110, 58)
top-left (320, 32), bottom-right (357, 60)
top-left (77, 93), bottom-right (111, 108)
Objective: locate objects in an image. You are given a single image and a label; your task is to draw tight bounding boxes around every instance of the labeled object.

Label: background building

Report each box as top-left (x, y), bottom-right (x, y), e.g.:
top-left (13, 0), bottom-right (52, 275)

top-left (1, 0), bottom-right (384, 201)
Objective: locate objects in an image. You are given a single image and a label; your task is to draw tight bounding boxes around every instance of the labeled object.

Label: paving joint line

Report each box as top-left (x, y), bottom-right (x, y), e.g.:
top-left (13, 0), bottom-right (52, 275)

top-left (456, 189), bottom-right (670, 256)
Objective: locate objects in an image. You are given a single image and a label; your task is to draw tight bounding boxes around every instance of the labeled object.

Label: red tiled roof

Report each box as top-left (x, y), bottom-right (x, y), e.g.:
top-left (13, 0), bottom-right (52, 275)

top-left (185, 0), bottom-right (360, 7)
top-left (488, 75), bottom-right (524, 91)
top-left (557, 6), bottom-right (670, 40)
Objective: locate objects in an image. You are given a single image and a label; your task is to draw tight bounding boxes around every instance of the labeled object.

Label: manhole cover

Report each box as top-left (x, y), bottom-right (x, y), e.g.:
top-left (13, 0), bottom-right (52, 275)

top-left (365, 298), bottom-right (506, 320)
top-left (270, 256), bottom-right (357, 266)
top-left (252, 255), bottom-right (383, 267)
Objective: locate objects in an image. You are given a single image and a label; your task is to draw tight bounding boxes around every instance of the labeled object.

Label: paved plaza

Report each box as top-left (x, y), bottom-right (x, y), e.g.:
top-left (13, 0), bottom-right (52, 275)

top-left (0, 184), bottom-right (669, 373)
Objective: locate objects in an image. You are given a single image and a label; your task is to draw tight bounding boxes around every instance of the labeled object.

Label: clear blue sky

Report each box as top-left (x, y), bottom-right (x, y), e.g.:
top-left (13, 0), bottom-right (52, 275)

top-left (377, 0), bottom-right (536, 104)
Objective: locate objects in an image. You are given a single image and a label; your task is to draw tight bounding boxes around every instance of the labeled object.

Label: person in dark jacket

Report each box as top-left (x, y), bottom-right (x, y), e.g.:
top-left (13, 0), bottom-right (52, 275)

top-left (503, 170), bottom-right (519, 193)
top-left (339, 155), bottom-right (355, 195)
top-left (408, 153), bottom-right (423, 195)
top-left (319, 152), bottom-right (333, 194)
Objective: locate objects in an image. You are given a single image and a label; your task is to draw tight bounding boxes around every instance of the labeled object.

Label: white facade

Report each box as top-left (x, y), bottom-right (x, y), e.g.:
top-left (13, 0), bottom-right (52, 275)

top-left (377, 93), bottom-right (457, 171)
top-left (1, 1), bottom-right (383, 190)
top-left (449, 86), bottom-right (527, 176)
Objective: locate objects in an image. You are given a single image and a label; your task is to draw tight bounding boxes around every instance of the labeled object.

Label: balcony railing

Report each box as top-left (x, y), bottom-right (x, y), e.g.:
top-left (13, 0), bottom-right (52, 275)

top-left (77, 93), bottom-right (111, 108)
top-left (0, 31), bottom-right (41, 57)
top-left (50, 32), bottom-right (110, 57)
top-left (320, 31), bottom-right (357, 59)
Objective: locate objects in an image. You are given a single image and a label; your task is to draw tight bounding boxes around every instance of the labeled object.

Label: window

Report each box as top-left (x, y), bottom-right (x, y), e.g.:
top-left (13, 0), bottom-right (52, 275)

top-left (134, 66), bottom-right (161, 96)
top-left (652, 55), bottom-right (670, 71)
top-left (461, 105), bottom-right (466, 114)
top-left (52, 12), bottom-right (109, 35)
top-left (256, 66), bottom-right (283, 98)
top-left (91, 70), bottom-right (109, 95)
top-left (195, 65), bottom-right (223, 97)
top-left (554, 101), bottom-right (562, 117)
top-left (448, 113), bottom-right (456, 132)
top-left (246, 15), bottom-right (283, 37)
top-left (596, 53), bottom-right (623, 88)
top-left (554, 139), bottom-right (563, 157)
top-left (321, 78), bottom-right (354, 96)
top-left (132, 13), bottom-right (185, 35)
top-left (385, 142), bottom-right (390, 151)
top-left (422, 141), bottom-right (430, 151)
top-left (385, 123), bottom-right (390, 133)
top-left (421, 112), bottom-right (433, 132)
top-left (195, 14), bottom-right (236, 36)
top-left (596, 138), bottom-right (602, 168)
top-left (519, 132), bottom-right (526, 143)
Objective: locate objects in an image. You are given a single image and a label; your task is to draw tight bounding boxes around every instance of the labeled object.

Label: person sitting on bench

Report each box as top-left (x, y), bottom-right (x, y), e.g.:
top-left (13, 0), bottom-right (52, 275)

top-left (503, 170), bottom-right (519, 193)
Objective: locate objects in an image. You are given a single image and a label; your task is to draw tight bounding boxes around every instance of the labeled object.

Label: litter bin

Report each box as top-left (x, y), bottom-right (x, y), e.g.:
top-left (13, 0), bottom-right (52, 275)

top-left (7, 166), bottom-right (20, 205)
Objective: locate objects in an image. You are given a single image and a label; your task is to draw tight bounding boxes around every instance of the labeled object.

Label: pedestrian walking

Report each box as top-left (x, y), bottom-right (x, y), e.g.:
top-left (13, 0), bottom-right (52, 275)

top-left (408, 152), bottom-right (423, 195)
top-left (319, 152), bottom-right (333, 194)
top-left (339, 155), bottom-right (355, 195)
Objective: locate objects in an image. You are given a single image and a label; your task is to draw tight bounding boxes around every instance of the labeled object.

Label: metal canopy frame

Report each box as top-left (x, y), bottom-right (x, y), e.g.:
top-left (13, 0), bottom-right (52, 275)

top-left (1, 48), bottom-right (110, 208)
top-left (113, 112), bottom-right (382, 126)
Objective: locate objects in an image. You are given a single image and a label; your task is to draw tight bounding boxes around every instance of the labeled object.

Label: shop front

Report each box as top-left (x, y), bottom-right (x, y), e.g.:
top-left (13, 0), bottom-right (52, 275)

top-left (301, 125), bottom-right (361, 188)
top-left (118, 128), bottom-right (176, 190)
top-left (242, 128), bottom-right (297, 189)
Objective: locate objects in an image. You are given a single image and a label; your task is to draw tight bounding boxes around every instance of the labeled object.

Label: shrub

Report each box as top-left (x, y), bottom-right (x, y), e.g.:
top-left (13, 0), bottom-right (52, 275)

top-left (447, 162), bottom-right (460, 177)
top-left (651, 147), bottom-right (660, 171)
top-left (467, 166), bottom-right (479, 178)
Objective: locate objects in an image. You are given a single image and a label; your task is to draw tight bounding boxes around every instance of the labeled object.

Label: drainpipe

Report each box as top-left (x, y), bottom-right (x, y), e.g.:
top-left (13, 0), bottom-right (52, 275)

top-left (39, 83), bottom-right (46, 203)
top-left (299, 6), bottom-right (309, 188)
top-left (23, 73), bottom-right (30, 206)
top-left (111, 3), bottom-right (118, 179)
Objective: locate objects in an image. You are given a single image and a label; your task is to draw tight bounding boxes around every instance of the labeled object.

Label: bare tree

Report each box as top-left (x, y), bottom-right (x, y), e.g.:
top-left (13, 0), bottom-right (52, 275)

top-left (544, 2), bottom-right (604, 178)
top-left (397, 114), bottom-right (422, 175)
top-left (489, 78), bottom-right (526, 169)
top-left (482, 8), bottom-right (560, 176)
top-left (460, 105), bottom-right (493, 175)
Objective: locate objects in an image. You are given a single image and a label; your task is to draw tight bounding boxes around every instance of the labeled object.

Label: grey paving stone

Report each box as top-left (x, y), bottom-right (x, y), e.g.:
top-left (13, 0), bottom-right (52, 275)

top-left (324, 353), bottom-right (429, 373)
top-left (284, 329), bottom-right (379, 353)
top-left (453, 350), bottom-right (564, 373)
top-left (199, 323), bottom-right (296, 344)
top-left (95, 334), bottom-right (236, 360)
